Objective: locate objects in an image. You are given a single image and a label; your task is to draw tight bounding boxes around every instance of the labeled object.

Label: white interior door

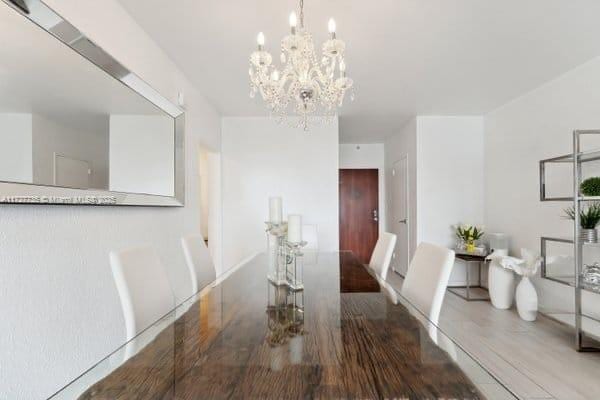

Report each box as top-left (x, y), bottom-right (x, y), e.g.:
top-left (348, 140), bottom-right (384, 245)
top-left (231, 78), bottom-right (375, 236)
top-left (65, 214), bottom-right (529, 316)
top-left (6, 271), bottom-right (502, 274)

top-left (54, 154), bottom-right (90, 189)
top-left (391, 156), bottom-right (409, 276)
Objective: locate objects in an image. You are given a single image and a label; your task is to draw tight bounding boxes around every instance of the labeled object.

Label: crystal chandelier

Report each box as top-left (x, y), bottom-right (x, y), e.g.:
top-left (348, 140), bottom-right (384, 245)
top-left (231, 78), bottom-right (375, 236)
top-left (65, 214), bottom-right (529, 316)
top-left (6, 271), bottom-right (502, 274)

top-left (248, 0), bottom-right (354, 131)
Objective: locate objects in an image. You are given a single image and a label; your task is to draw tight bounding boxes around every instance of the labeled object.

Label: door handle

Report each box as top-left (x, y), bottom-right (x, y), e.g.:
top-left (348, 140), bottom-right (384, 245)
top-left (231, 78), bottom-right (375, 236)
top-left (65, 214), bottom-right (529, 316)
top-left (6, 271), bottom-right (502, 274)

top-left (373, 209), bottom-right (378, 222)
top-left (399, 219), bottom-right (407, 224)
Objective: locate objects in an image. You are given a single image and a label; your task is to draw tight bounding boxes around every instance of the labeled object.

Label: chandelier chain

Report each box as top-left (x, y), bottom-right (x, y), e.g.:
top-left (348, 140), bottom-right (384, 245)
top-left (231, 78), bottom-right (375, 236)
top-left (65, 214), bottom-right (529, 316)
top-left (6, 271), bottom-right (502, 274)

top-left (299, 0), bottom-right (304, 28)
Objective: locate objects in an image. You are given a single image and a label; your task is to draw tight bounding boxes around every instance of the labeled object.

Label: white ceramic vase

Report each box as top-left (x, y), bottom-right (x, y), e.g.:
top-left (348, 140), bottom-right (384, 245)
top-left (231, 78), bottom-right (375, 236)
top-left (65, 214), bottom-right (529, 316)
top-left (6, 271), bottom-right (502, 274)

top-left (488, 261), bottom-right (515, 309)
top-left (515, 276), bottom-right (538, 321)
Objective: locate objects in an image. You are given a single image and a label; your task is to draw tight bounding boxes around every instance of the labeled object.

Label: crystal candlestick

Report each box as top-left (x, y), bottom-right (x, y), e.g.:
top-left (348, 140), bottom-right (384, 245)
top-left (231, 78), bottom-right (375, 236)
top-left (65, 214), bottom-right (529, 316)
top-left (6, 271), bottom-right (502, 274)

top-left (285, 240), bottom-right (307, 291)
top-left (266, 221), bottom-right (288, 285)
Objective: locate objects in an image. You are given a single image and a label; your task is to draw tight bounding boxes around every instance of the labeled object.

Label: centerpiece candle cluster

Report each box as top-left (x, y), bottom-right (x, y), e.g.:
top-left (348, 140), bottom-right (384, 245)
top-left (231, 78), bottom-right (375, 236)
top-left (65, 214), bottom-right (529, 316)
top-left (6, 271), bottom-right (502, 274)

top-left (266, 197), bottom-right (306, 290)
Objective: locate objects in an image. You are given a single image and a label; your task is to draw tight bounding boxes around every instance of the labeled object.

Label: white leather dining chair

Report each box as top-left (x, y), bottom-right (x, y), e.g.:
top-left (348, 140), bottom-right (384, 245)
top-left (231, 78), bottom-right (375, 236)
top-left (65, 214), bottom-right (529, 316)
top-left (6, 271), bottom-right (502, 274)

top-left (400, 242), bottom-right (455, 325)
top-left (302, 225), bottom-right (319, 251)
top-left (181, 234), bottom-right (217, 294)
top-left (381, 280), bottom-right (399, 305)
top-left (368, 232), bottom-right (397, 281)
top-left (110, 246), bottom-right (174, 341)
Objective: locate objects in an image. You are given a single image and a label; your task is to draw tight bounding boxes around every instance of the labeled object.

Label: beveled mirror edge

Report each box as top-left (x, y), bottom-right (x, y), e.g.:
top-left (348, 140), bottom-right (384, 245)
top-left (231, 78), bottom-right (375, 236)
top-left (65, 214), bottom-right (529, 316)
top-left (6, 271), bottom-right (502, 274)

top-left (0, 0), bottom-right (185, 207)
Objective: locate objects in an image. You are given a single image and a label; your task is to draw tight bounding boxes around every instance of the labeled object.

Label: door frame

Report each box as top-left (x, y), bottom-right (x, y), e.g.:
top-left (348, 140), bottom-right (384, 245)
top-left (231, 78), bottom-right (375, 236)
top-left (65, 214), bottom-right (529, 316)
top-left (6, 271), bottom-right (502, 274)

top-left (391, 155), bottom-right (410, 277)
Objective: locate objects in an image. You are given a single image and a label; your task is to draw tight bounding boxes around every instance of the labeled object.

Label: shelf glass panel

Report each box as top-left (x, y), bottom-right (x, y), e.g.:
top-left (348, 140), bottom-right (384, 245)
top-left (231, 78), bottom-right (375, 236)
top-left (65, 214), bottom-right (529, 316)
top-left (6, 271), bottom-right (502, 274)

top-left (542, 237), bottom-right (600, 293)
top-left (544, 275), bottom-right (575, 287)
top-left (541, 236), bottom-right (600, 247)
top-left (581, 277), bottom-right (600, 294)
top-left (541, 147), bottom-right (600, 164)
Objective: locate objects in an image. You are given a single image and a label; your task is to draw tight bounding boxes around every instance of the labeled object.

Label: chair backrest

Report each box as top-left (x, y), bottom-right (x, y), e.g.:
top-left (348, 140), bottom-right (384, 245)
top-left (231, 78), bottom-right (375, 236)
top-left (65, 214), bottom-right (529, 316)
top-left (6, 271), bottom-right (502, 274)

top-left (181, 234), bottom-right (217, 294)
top-left (110, 246), bottom-right (174, 341)
top-left (302, 225), bottom-right (319, 251)
top-left (380, 279), bottom-right (399, 305)
top-left (368, 232), bottom-right (397, 280)
top-left (401, 242), bottom-right (455, 325)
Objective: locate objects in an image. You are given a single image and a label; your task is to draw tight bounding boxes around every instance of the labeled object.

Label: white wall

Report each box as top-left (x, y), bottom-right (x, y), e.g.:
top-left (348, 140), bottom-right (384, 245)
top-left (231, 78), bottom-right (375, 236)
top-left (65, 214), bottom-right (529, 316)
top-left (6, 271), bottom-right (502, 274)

top-left (417, 116), bottom-right (485, 285)
top-left (221, 117), bottom-right (339, 271)
top-left (416, 117), bottom-right (485, 247)
top-left (0, 113), bottom-right (32, 183)
top-left (32, 114), bottom-right (109, 189)
top-left (384, 117), bottom-right (485, 284)
top-left (109, 115), bottom-right (174, 196)
top-left (339, 143), bottom-right (386, 232)
top-left (485, 57), bottom-right (600, 319)
top-left (0, 1), bottom-right (221, 398)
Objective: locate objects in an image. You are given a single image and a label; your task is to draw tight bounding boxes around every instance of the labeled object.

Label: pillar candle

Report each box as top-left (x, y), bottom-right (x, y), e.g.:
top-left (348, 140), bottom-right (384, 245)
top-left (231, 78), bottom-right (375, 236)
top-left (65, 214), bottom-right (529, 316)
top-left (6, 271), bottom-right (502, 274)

top-left (287, 214), bottom-right (302, 243)
top-left (269, 197), bottom-right (282, 224)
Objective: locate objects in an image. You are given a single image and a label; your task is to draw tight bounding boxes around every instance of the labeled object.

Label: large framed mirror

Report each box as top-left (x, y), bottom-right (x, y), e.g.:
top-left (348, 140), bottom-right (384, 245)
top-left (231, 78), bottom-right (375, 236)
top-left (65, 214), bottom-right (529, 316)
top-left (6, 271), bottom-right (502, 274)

top-left (0, 0), bottom-right (184, 206)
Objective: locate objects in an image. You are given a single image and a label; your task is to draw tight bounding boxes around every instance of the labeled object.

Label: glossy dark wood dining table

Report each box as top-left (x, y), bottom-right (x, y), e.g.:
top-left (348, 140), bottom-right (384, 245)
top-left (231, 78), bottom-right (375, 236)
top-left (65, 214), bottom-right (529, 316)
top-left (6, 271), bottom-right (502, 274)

top-left (59, 251), bottom-right (511, 400)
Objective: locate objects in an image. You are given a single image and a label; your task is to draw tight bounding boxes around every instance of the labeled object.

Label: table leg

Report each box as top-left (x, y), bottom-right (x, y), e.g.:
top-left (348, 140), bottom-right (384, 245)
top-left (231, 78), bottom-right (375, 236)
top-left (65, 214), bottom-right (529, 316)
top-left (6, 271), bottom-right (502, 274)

top-left (465, 259), bottom-right (471, 300)
top-left (447, 258), bottom-right (490, 302)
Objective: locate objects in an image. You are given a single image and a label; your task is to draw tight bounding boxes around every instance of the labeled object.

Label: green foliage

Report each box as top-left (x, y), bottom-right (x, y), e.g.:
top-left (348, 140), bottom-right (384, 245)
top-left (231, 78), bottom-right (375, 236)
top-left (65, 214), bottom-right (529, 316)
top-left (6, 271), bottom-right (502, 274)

top-left (581, 177), bottom-right (600, 197)
top-left (564, 202), bottom-right (600, 229)
top-left (455, 225), bottom-right (484, 241)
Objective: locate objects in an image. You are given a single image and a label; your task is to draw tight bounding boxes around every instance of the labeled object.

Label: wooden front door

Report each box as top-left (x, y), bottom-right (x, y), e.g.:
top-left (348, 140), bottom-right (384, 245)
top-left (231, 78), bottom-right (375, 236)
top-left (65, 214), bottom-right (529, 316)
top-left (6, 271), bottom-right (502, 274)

top-left (339, 169), bottom-right (379, 264)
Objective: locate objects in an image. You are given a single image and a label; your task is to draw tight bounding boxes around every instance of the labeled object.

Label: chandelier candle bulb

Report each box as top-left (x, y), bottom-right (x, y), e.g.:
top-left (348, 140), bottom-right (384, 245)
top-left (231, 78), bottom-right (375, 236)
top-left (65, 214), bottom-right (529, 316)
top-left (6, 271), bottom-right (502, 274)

top-left (287, 215), bottom-right (303, 244)
top-left (289, 12), bottom-right (298, 34)
top-left (257, 32), bottom-right (265, 50)
top-left (328, 18), bottom-right (336, 39)
top-left (269, 197), bottom-right (283, 225)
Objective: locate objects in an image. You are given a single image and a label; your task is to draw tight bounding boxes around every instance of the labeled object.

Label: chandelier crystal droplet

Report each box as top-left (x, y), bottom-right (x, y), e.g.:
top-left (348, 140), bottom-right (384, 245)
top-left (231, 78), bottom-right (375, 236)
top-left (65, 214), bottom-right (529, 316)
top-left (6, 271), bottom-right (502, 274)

top-left (248, 0), bottom-right (354, 131)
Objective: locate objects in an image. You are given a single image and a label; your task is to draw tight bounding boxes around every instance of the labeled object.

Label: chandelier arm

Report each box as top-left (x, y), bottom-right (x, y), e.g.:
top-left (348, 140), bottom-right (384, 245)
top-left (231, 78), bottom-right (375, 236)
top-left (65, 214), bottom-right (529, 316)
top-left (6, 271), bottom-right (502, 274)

top-left (309, 67), bottom-right (329, 85)
top-left (277, 76), bottom-right (290, 93)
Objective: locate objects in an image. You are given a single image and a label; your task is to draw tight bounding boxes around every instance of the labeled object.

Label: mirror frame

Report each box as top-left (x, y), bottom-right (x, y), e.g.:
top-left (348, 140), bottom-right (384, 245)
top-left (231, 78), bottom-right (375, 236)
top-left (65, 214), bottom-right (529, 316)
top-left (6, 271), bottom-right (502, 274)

top-left (0, 0), bottom-right (185, 206)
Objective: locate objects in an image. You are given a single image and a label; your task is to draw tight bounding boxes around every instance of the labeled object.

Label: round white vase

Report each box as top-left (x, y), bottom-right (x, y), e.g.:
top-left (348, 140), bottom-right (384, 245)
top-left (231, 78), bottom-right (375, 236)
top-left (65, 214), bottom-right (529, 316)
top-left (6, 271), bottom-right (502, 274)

top-left (488, 261), bottom-right (515, 309)
top-left (515, 276), bottom-right (538, 321)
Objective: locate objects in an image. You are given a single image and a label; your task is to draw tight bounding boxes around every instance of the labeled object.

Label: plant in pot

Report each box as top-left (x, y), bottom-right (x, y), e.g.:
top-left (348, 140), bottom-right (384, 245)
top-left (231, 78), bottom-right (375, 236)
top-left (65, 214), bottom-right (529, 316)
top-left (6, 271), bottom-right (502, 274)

top-left (455, 224), bottom-right (484, 253)
top-left (581, 177), bottom-right (600, 197)
top-left (564, 202), bottom-right (600, 243)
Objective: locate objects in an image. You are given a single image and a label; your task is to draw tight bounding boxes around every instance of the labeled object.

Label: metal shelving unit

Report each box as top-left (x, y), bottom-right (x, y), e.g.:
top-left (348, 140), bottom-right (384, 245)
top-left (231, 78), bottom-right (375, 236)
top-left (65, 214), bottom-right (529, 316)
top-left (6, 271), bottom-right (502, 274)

top-left (539, 130), bottom-right (600, 352)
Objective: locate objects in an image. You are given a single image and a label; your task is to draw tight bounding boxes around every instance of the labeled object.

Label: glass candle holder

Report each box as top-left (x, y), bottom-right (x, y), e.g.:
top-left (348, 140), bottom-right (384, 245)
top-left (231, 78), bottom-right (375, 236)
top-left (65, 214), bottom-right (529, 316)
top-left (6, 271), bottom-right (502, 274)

top-left (285, 241), bottom-right (307, 291)
top-left (266, 222), bottom-right (288, 285)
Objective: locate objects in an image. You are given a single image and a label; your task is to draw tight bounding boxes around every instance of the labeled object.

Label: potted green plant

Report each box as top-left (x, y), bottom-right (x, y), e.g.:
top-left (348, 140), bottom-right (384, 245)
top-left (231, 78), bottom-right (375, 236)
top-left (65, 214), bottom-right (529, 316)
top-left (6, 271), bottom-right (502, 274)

top-left (581, 177), bottom-right (600, 197)
top-left (455, 224), bottom-right (485, 253)
top-left (564, 203), bottom-right (600, 243)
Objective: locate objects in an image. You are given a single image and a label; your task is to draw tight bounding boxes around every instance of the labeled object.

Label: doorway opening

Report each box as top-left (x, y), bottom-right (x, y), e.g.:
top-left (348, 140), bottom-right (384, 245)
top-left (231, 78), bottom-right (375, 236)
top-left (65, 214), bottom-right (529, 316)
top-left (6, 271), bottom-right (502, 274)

top-left (198, 145), bottom-right (222, 275)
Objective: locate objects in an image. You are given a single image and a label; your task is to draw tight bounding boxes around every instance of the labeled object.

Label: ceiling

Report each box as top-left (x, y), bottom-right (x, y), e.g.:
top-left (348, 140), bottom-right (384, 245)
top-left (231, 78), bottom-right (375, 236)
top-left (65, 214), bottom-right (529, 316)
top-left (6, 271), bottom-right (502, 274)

top-left (118, 0), bottom-right (600, 143)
